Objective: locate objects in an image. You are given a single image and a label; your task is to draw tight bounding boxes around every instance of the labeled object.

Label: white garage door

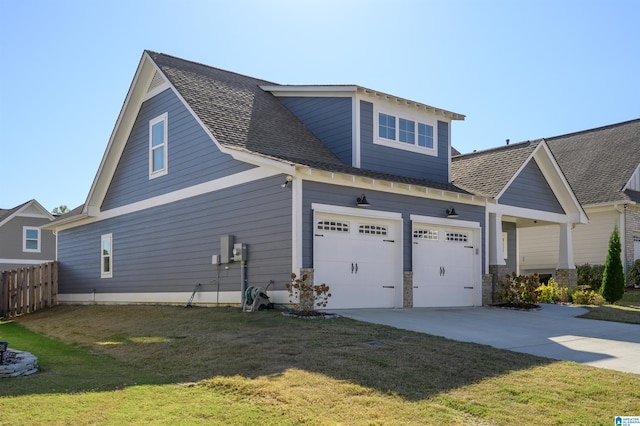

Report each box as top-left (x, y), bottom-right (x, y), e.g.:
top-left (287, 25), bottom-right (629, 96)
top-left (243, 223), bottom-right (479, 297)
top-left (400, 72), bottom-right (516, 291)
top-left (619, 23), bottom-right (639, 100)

top-left (412, 223), bottom-right (479, 307)
top-left (313, 213), bottom-right (401, 309)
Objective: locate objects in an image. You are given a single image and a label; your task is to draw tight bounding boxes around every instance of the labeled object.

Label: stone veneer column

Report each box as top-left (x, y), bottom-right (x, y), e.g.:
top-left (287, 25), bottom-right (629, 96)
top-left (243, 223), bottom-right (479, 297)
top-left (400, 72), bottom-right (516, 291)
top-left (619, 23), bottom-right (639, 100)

top-left (403, 271), bottom-right (413, 308)
top-left (488, 264), bottom-right (510, 304)
top-left (299, 268), bottom-right (314, 285)
top-left (555, 268), bottom-right (577, 291)
top-left (482, 274), bottom-right (493, 306)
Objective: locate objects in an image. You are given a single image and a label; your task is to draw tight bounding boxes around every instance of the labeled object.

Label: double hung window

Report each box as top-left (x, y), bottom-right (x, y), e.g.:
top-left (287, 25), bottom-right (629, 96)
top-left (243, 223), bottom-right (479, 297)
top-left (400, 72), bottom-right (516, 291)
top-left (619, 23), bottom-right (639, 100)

top-left (149, 113), bottom-right (168, 178)
top-left (23, 227), bottom-right (40, 252)
top-left (101, 234), bottom-right (113, 278)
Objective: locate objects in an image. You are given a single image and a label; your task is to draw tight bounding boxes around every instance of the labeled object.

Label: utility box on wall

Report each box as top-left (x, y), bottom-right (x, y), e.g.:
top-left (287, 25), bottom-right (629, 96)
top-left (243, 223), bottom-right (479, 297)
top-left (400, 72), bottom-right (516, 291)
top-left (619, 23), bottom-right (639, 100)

top-left (221, 235), bottom-right (234, 264)
top-left (233, 243), bottom-right (247, 262)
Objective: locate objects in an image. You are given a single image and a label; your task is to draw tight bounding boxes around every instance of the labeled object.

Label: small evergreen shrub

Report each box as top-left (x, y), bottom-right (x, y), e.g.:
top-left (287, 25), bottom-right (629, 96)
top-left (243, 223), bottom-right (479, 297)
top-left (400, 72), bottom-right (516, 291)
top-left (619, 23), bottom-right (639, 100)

top-left (600, 225), bottom-right (625, 303)
top-left (576, 263), bottom-right (605, 291)
top-left (628, 259), bottom-right (640, 288)
top-left (536, 278), bottom-right (561, 303)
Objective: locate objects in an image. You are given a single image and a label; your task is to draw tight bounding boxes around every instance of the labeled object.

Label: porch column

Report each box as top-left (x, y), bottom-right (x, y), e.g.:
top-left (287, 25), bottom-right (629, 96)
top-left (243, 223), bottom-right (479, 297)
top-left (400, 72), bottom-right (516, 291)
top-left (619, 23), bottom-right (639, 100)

top-left (488, 213), bottom-right (508, 304)
top-left (556, 223), bottom-right (577, 290)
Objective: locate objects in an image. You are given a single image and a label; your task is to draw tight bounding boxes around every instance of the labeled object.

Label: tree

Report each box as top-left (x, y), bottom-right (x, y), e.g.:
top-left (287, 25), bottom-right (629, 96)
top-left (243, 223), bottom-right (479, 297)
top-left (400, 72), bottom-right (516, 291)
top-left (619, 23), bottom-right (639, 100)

top-left (600, 225), bottom-right (625, 303)
top-left (52, 205), bottom-right (70, 216)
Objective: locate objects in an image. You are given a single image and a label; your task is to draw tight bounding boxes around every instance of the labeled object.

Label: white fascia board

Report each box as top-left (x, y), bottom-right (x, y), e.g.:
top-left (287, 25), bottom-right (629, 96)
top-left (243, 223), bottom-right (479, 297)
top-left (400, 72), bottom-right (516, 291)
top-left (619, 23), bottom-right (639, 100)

top-left (487, 202), bottom-right (578, 224)
top-left (298, 166), bottom-right (485, 206)
top-left (0, 200), bottom-right (53, 228)
top-left (84, 52), bottom-right (158, 215)
top-left (312, 203), bottom-right (402, 220)
top-left (410, 214), bottom-right (481, 229)
top-left (260, 85), bottom-right (358, 97)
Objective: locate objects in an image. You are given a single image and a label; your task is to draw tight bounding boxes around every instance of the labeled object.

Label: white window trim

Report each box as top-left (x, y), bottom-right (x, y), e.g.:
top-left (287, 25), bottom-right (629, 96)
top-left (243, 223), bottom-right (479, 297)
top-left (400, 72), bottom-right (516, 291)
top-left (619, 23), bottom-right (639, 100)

top-left (101, 233), bottom-right (113, 279)
top-left (373, 105), bottom-right (438, 156)
top-left (149, 112), bottom-right (168, 179)
top-left (23, 226), bottom-right (41, 253)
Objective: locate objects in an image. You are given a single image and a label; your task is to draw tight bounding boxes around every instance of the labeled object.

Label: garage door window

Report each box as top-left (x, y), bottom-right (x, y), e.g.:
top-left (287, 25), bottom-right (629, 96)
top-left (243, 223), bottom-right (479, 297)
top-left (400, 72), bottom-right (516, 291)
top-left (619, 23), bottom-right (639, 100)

top-left (317, 220), bottom-right (349, 232)
top-left (414, 229), bottom-right (438, 240)
top-left (359, 224), bottom-right (388, 236)
top-left (446, 232), bottom-right (469, 242)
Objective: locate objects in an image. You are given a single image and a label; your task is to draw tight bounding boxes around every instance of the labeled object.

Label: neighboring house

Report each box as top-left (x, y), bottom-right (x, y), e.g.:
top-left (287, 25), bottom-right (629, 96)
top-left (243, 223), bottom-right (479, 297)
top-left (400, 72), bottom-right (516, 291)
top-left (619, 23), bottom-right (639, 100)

top-left (0, 200), bottom-right (55, 271)
top-left (516, 120), bottom-right (640, 279)
top-left (43, 51), bottom-right (585, 308)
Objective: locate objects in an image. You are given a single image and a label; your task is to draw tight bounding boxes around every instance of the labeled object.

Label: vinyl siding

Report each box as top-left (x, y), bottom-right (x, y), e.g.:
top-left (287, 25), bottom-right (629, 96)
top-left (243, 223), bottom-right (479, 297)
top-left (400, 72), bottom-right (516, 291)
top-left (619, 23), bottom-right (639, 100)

top-left (0, 217), bottom-right (55, 262)
top-left (57, 175), bottom-right (293, 296)
top-left (301, 180), bottom-right (485, 272)
top-left (359, 101), bottom-right (450, 183)
top-left (500, 159), bottom-right (565, 214)
top-left (503, 221), bottom-right (517, 274)
top-left (277, 97), bottom-right (353, 165)
top-left (518, 209), bottom-right (620, 273)
top-left (101, 88), bottom-right (255, 210)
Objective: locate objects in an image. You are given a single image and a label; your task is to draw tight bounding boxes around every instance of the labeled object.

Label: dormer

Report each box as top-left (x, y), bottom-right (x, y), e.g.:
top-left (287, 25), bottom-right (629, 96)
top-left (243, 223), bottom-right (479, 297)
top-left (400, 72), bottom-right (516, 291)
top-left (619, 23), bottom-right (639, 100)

top-left (262, 85), bottom-right (464, 184)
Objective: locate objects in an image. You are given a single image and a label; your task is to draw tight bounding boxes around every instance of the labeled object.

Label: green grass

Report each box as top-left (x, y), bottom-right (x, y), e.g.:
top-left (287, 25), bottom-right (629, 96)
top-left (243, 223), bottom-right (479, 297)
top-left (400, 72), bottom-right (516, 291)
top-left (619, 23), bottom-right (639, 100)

top-left (1, 304), bottom-right (639, 425)
top-left (579, 288), bottom-right (640, 324)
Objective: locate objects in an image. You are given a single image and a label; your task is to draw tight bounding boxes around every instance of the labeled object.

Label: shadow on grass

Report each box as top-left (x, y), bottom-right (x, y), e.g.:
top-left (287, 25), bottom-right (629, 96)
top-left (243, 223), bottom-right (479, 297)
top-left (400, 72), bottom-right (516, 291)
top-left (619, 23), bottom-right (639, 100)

top-left (1, 305), bottom-right (557, 401)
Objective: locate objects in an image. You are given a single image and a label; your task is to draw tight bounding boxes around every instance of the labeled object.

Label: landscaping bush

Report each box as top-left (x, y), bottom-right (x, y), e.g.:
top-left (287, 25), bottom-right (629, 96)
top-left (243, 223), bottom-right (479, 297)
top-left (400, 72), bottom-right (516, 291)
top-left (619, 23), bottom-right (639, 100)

top-left (600, 225), bottom-right (625, 303)
top-left (536, 278), bottom-right (561, 303)
top-left (628, 259), bottom-right (640, 289)
top-left (576, 263), bottom-right (605, 291)
top-left (572, 286), bottom-right (606, 306)
top-left (496, 273), bottom-right (541, 306)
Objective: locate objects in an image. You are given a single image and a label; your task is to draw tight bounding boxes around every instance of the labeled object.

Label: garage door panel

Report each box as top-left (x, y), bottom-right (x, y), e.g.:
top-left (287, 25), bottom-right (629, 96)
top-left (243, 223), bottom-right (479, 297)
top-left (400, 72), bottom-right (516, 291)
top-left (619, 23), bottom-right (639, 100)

top-left (314, 214), bottom-right (400, 309)
top-left (412, 224), bottom-right (478, 307)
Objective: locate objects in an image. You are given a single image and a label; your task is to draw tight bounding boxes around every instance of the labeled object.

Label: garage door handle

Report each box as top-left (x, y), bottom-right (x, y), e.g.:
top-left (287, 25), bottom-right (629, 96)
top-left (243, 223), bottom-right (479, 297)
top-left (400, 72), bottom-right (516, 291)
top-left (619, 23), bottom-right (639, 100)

top-left (351, 263), bottom-right (354, 274)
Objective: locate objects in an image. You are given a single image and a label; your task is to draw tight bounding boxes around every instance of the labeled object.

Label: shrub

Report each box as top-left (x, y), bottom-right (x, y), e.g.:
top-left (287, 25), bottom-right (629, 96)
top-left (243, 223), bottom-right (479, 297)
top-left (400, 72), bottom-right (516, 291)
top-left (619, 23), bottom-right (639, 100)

top-left (536, 278), bottom-right (561, 303)
top-left (600, 225), bottom-right (625, 303)
top-left (576, 263), bottom-right (605, 291)
top-left (628, 259), bottom-right (640, 288)
top-left (286, 273), bottom-right (331, 312)
top-left (496, 273), bottom-right (541, 305)
top-left (572, 286), bottom-right (606, 306)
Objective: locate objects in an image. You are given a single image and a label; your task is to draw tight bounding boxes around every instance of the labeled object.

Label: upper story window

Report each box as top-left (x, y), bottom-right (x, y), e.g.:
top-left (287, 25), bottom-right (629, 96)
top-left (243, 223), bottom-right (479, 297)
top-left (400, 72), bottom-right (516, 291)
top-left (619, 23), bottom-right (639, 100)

top-left (23, 227), bottom-right (40, 252)
top-left (149, 113), bottom-right (168, 179)
top-left (375, 109), bottom-right (437, 156)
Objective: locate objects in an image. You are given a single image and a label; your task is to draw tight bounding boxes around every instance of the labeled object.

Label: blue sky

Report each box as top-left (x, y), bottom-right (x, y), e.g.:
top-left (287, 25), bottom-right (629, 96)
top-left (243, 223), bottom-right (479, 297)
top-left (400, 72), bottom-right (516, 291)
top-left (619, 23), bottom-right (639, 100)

top-left (1, 0), bottom-right (639, 212)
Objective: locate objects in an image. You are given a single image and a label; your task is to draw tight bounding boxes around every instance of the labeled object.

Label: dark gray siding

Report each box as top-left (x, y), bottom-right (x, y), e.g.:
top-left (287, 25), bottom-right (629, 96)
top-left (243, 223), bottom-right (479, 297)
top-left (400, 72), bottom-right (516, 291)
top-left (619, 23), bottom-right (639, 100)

top-left (502, 221), bottom-right (517, 274)
top-left (0, 217), bottom-right (55, 262)
top-left (500, 159), bottom-right (565, 214)
top-left (101, 89), bottom-right (255, 210)
top-left (58, 174), bottom-right (293, 295)
top-left (301, 181), bottom-right (486, 272)
top-left (277, 96), bottom-right (353, 165)
top-left (359, 101), bottom-right (450, 183)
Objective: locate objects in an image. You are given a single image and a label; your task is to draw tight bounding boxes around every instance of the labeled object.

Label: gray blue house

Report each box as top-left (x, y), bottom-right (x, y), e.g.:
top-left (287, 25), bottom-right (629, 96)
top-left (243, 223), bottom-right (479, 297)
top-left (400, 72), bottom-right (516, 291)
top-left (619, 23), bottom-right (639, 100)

top-left (44, 51), bottom-right (586, 308)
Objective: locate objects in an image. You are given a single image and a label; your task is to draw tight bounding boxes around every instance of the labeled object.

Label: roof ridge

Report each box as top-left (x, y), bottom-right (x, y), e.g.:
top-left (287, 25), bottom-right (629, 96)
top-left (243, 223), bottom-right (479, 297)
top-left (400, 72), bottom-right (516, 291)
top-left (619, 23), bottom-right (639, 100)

top-left (145, 50), bottom-right (279, 86)
top-left (453, 139), bottom-right (542, 159)
top-left (546, 117), bottom-right (640, 141)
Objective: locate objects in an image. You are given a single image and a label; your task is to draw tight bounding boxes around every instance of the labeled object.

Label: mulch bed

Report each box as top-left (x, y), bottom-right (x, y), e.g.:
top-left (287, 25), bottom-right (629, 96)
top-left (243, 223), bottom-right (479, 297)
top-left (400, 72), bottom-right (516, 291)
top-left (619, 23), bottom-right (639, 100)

top-left (280, 310), bottom-right (340, 319)
top-left (492, 303), bottom-right (541, 311)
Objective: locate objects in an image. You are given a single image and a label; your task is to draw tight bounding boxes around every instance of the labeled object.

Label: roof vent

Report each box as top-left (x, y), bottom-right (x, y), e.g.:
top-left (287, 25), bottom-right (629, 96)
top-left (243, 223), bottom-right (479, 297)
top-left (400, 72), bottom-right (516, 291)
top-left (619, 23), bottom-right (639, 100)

top-left (506, 139), bottom-right (510, 145)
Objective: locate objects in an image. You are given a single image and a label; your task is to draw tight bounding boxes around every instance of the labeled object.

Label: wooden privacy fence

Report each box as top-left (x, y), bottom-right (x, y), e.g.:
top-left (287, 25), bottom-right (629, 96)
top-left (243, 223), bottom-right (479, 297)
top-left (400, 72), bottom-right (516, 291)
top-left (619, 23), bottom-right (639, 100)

top-left (1, 262), bottom-right (58, 318)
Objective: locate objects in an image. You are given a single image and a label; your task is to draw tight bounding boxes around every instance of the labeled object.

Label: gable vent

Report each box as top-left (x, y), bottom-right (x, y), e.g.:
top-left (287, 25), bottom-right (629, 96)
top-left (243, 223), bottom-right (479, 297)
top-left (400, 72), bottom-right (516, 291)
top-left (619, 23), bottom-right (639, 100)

top-left (148, 71), bottom-right (166, 93)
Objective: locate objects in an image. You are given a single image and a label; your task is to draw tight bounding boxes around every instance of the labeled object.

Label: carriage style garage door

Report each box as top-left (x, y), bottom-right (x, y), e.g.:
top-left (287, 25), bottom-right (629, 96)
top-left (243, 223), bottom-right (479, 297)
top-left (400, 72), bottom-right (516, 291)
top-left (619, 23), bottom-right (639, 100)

top-left (412, 219), bottom-right (481, 307)
top-left (313, 210), bottom-right (402, 309)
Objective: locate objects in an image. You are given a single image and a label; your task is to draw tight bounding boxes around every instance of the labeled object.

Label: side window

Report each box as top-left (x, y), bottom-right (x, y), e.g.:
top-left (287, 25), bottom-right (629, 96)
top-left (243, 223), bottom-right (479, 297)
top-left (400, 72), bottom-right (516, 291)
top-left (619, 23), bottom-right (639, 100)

top-left (23, 227), bottom-right (41, 252)
top-left (101, 234), bottom-right (113, 278)
top-left (378, 113), bottom-right (396, 140)
top-left (149, 113), bottom-right (168, 178)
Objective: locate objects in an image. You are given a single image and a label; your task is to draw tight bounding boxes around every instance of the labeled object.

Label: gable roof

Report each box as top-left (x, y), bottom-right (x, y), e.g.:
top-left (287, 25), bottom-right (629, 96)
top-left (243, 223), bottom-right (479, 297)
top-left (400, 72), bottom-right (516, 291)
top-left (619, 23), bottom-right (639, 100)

top-left (0, 200), bottom-right (54, 228)
top-left (451, 140), bottom-right (542, 198)
top-left (545, 119), bottom-right (640, 206)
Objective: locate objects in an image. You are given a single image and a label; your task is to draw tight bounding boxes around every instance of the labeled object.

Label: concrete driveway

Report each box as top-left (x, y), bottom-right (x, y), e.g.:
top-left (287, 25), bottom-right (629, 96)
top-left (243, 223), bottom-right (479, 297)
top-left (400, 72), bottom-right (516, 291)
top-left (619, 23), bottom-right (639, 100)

top-left (335, 304), bottom-right (640, 375)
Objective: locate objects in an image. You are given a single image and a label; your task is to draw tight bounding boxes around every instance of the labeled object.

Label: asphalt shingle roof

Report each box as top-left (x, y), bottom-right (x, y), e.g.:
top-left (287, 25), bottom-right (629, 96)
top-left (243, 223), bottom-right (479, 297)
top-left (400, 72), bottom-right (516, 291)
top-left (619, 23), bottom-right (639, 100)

top-left (545, 119), bottom-right (640, 205)
top-left (148, 51), bottom-right (468, 194)
top-left (451, 140), bottom-right (541, 198)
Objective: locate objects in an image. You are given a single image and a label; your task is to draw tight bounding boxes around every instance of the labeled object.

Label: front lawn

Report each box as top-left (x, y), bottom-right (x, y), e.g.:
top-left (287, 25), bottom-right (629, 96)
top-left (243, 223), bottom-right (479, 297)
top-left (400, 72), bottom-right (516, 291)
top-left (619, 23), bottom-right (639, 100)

top-left (1, 305), bottom-right (638, 425)
top-left (579, 288), bottom-right (640, 324)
